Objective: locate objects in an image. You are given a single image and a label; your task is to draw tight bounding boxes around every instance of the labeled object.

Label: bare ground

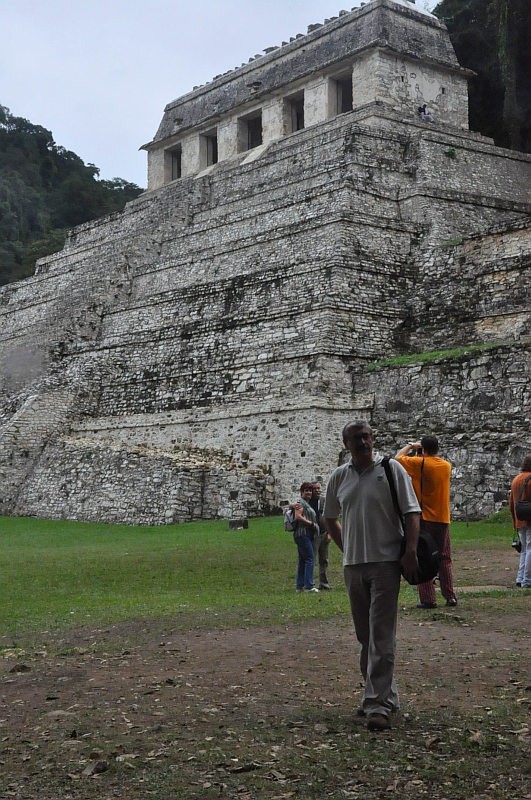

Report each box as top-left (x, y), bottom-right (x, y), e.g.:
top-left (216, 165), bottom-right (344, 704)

top-left (1, 548), bottom-right (529, 800)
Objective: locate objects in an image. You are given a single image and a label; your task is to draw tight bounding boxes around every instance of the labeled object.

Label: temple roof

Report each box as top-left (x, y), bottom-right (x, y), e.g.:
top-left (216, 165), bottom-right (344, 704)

top-left (145, 0), bottom-right (462, 149)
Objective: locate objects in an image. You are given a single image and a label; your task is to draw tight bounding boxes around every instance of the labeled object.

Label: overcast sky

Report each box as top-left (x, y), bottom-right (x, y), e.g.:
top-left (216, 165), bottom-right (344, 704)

top-left (1, 0), bottom-right (439, 188)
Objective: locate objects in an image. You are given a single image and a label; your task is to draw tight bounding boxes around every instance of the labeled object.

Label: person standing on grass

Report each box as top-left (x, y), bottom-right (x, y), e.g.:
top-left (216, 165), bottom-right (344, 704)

top-left (309, 481), bottom-right (332, 590)
top-left (324, 420), bottom-right (420, 732)
top-left (293, 482), bottom-right (320, 593)
top-left (395, 435), bottom-right (457, 609)
top-left (509, 455), bottom-right (531, 588)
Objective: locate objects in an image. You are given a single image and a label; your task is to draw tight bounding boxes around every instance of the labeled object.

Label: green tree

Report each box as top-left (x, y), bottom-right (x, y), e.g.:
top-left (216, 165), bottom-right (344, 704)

top-left (0, 105), bottom-right (143, 286)
top-left (433, 0), bottom-right (531, 151)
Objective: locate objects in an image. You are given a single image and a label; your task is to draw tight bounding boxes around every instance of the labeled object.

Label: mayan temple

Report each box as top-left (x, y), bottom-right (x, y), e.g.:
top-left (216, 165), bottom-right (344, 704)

top-left (1, 0), bottom-right (529, 524)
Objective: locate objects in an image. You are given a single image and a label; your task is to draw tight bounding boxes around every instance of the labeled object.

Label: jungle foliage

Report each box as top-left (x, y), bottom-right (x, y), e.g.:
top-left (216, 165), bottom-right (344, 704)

top-left (0, 104), bottom-right (142, 286)
top-left (434, 0), bottom-right (531, 152)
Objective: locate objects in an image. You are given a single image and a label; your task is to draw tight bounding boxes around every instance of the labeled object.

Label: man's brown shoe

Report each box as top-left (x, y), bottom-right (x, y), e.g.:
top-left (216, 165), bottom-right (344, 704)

top-left (367, 713), bottom-right (390, 731)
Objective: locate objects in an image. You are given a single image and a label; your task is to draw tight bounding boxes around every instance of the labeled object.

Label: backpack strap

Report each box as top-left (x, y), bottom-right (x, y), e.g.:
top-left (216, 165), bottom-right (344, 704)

top-left (382, 457), bottom-right (404, 527)
top-left (419, 456), bottom-right (425, 511)
top-left (518, 474), bottom-right (531, 501)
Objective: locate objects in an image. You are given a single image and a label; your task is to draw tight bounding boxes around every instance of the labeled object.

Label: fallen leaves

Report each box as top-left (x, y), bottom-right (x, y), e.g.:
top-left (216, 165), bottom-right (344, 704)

top-left (426, 735), bottom-right (442, 749)
top-left (1, 597), bottom-right (529, 799)
top-left (82, 759), bottom-right (108, 777)
top-left (115, 752), bottom-right (140, 762)
top-left (226, 761), bottom-right (263, 773)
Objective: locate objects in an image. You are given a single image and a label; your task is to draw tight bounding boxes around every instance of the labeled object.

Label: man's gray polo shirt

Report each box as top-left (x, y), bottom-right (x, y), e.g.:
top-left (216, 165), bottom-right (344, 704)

top-left (324, 454), bottom-right (420, 566)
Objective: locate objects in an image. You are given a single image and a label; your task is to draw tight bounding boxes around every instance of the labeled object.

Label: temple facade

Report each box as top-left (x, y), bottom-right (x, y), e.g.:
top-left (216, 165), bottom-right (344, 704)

top-left (0, 0), bottom-right (529, 524)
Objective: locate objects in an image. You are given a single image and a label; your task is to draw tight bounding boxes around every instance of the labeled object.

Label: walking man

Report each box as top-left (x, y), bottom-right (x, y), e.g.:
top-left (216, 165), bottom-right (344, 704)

top-left (395, 435), bottom-right (457, 608)
top-left (324, 421), bottom-right (420, 731)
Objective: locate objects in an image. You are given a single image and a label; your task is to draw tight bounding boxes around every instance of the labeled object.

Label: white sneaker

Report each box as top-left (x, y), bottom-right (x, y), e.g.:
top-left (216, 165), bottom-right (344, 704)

top-left (304, 587), bottom-right (319, 593)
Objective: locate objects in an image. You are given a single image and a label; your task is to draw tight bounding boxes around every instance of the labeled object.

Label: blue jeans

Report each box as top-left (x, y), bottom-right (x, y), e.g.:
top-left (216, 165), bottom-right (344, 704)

top-left (517, 526), bottom-right (531, 587)
top-left (295, 533), bottom-right (315, 589)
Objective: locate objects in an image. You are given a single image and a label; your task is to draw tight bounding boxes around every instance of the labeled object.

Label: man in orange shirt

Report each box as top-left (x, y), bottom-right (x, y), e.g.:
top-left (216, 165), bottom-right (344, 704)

top-left (395, 435), bottom-right (457, 608)
top-left (509, 456), bottom-right (531, 588)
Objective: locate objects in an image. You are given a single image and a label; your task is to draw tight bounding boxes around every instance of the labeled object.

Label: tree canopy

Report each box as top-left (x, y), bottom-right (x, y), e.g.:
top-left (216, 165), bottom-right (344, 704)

top-left (433, 0), bottom-right (531, 152)
top-left (0, 105), bottom-right (143, 286)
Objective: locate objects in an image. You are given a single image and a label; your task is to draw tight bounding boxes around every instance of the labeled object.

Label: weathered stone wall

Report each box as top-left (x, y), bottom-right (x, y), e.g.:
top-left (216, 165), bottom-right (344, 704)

top-left (352, 49), bottom-right (468, 128)
top-left (354, 344), bottom-right (530, 518)
top-left (17, 437), bottom-right (274, 525)
top-left (68, 402), bottom-right (372, 504)
top-left (405, 220), bottom-right (530, 351)
top-left (0, 4), bottom-right (530, 524)
top-left (413, 135), bottom-right (530, 206)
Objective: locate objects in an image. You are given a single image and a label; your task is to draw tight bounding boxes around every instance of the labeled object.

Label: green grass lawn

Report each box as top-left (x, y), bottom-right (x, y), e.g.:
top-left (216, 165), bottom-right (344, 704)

top-left (1, 515), bottom-right (527, 800)
top-left (0, 514), bottom-right (515, 639)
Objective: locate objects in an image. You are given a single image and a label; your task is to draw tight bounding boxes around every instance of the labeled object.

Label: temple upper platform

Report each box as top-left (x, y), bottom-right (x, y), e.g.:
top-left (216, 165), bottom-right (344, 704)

top-left (142, 0), bottom-right (471, 190)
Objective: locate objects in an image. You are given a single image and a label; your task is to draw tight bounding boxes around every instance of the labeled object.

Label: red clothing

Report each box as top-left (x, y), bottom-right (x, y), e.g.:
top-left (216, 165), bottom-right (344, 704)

top-left (510, 471), bottom-right (531, 529)
top-left (417, 521), bottom-right (456, 605)
top-left (396, 455), bottom-right (451, 523)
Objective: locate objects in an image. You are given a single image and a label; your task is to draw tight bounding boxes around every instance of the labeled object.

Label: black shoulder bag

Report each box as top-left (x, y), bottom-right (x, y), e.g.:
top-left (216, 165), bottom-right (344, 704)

top-left (381, 457), bottom-right (441, 585)
top-left (515, 475), bottom-right (531, 522)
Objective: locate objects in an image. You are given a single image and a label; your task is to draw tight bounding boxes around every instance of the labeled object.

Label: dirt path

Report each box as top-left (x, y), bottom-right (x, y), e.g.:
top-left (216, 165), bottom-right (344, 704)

top-left (1, 548), bottom-right (529, 799)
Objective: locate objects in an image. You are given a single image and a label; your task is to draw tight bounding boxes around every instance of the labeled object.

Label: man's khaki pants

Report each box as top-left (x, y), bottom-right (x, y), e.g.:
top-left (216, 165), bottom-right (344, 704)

top-left (344, 561), bottom-right (401, 717)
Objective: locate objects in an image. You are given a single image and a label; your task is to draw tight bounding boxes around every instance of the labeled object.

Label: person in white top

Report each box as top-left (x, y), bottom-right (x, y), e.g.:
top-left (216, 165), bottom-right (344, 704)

top-left (324, 420), bottom-right (420, 731)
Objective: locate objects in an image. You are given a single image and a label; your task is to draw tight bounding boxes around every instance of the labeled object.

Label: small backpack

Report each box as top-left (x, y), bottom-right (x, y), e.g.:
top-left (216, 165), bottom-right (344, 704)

top-left (515, 475), bottom-right (531, 522)
top-left (284, 507), bottom-right (296, 532)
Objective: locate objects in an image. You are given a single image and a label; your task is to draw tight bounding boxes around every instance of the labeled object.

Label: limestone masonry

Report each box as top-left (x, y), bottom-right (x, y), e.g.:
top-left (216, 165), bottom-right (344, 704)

top-left (0, 0), bottom-right (529, 524)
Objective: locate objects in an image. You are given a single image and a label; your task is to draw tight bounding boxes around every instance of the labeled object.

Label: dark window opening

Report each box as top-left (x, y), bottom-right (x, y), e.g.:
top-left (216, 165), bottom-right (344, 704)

top-left (238, 112), bottom-right (263, 152)
top-left (247, 114), bottom-right (263, 149)
top-left (285, 93), bottom-right (305, 132)
top-left (205, 134), bottom-right (218, 165)
top-left (171, 147), bottom-right (182, 180)
top-left (292, 99), bottom-right (304, 131)
top-left (336, 76), bottom-right (353, 113)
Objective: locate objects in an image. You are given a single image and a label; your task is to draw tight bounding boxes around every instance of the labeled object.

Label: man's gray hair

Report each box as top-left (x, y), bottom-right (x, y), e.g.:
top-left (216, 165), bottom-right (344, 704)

top-left (342, 419), bottom-right (372, 440)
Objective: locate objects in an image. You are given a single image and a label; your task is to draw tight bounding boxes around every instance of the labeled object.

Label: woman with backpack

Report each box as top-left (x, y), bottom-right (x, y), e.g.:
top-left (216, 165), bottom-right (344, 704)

top-left (292, 482), bottom-right (320, 593)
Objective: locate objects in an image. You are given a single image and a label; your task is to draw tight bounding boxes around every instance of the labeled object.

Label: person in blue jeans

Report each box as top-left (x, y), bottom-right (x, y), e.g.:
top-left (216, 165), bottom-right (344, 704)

top-left (510, 455), bottom-right (531, 588)
top-left (293, 482), bottom-right (320, 593)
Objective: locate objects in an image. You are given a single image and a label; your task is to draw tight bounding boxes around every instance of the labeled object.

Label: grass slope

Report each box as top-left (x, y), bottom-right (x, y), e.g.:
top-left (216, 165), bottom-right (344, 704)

top-left (0, 514), bottom-right (515, 639)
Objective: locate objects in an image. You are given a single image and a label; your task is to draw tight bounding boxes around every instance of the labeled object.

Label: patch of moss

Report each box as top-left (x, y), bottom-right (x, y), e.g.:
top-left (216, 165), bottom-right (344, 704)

top-left (366, 340), bottom-right (517, 371)
top-left (439, 237), bottom-right (463, 248)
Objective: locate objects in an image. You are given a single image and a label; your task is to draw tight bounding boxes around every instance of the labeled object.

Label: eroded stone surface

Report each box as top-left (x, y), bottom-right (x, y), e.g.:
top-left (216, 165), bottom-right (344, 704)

top-left (0, 1), bottom-right (529, 524)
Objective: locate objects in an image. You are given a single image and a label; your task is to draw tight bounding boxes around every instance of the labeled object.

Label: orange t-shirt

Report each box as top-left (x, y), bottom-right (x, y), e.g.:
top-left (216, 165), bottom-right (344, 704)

top-left (396, 455), bottom-right (451, 523)
top-left (510, 471), bottom-right (531, 529)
